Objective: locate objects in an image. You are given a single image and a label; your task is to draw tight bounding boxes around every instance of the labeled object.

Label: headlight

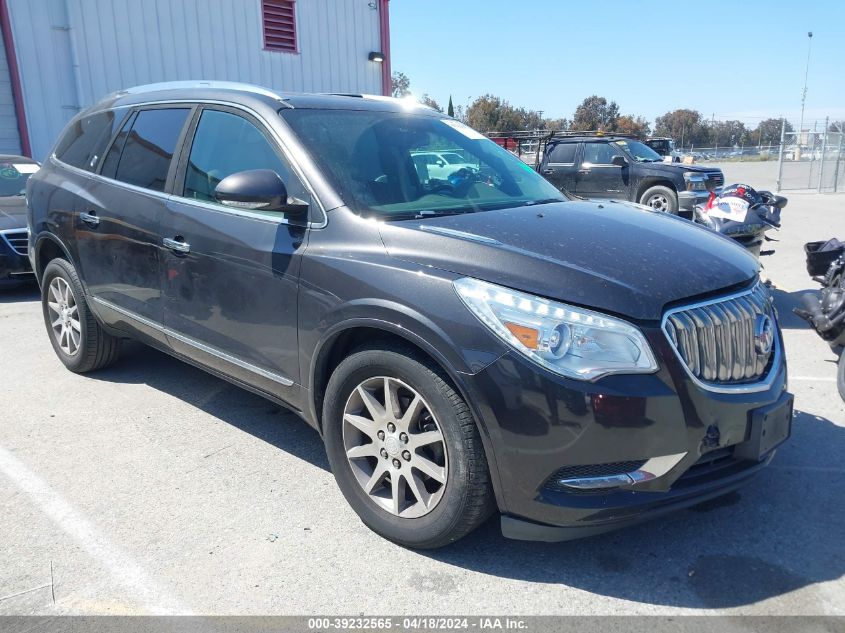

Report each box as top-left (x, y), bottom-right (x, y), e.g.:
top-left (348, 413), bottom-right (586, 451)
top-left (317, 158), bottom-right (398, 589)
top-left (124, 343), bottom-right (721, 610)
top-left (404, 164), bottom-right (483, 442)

top-left (453, 278), bottom-right (658, 380)
top-left (684, 173), bottom-right (708, 191)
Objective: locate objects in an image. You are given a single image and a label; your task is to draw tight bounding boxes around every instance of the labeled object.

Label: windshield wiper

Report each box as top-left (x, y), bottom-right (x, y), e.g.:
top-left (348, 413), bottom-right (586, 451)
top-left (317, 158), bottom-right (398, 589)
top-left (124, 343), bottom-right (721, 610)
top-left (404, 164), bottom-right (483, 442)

top-left (521, 198), bottom-right (563, 207)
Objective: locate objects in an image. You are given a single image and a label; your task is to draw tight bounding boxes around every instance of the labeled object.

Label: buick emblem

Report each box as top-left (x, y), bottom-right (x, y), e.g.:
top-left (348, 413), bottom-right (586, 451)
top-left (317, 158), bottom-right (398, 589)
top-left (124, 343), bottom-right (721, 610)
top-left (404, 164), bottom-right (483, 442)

top-left (754, 314), bottom-right (774, 355)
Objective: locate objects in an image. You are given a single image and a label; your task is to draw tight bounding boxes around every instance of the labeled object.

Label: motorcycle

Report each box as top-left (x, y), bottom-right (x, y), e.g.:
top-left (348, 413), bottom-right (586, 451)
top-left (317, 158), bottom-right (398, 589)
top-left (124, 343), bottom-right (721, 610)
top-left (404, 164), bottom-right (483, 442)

top-left (795, 243), bottom-right (845, 401)
top-left (691, 183), bottom-right (787, 260)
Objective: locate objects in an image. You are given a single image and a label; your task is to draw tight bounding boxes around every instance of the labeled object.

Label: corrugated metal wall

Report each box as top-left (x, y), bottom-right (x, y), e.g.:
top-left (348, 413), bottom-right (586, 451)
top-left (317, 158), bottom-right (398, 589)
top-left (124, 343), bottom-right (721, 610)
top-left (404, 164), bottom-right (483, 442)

top-left (8, 0), bottom-right (384, 159)
top-left (0, 18), bottom-right (22, 155)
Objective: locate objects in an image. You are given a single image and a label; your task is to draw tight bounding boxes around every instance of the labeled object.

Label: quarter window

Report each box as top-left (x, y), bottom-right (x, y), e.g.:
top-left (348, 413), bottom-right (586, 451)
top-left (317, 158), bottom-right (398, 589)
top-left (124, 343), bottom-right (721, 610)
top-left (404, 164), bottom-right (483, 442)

top-left (111, 108), bottom-right (190, 192)
top-left (583, 143), bottom-right (621, 165)
top-left (548, 143), bottom-right (577, 164)
top-left (183, 109), bottom-right (306, 207)
top-left (54, 110), bottom-right (127, 172)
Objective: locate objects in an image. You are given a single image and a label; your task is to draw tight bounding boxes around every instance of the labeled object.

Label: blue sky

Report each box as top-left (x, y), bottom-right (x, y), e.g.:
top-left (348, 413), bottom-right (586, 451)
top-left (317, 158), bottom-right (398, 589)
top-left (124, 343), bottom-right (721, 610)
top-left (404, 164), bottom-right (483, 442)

top-left (390, 0), bottom-right (845, 128)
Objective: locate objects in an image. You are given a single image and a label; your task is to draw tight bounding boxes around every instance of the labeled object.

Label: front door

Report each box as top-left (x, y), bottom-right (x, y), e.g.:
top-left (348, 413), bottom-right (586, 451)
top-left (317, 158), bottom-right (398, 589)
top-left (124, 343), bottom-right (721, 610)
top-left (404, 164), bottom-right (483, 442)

top-left (573, 141), bottom-right (628, 199)
top-left (75, 107), bottom-right (192, 336)
top-left (162, 106), bottom-right (310, 401)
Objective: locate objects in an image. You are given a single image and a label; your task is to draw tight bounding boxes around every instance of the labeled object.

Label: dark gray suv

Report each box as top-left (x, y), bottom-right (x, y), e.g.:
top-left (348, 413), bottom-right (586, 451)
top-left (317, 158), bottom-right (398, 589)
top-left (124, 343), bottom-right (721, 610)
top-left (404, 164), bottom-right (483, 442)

top-left (27, 82), bottom-right (792, 548)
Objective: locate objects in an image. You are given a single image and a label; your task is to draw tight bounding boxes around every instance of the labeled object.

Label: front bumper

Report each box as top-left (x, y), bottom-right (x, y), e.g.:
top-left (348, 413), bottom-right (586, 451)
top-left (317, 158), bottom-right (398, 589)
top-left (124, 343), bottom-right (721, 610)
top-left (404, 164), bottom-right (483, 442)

top-left (678, 190), bottom-right (711, 218)
top-left (0, 228), bottom-right (33, 286)
top-left (461, 324), bottom-right (790, 541)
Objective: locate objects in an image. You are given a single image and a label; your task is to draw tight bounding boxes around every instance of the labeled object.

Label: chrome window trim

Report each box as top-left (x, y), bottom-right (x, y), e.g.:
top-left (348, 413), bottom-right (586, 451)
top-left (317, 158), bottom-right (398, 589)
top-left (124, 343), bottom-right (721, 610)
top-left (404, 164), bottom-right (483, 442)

top-left (52, 98), bottom-right (328, 229)
top-left (91, 296), bottom-right (294, 386)
top-left (661, 283), bottom-right (782, 394)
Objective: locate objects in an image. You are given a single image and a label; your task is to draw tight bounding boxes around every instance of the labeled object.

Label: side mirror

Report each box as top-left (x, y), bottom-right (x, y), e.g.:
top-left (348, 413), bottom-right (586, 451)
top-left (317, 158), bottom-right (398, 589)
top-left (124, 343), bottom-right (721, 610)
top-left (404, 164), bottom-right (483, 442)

top-left (214, 169), bottom-right (309, 219)
top-left (611, 155), bottom-right (628, 167)
top-left (435, 159), bottom-right (445, 167)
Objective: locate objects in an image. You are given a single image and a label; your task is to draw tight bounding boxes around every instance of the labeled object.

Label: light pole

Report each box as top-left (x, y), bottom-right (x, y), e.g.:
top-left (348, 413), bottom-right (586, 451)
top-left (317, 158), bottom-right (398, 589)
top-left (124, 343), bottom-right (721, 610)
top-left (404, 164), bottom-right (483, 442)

top-left (799, 31), bottom-right (813, 145)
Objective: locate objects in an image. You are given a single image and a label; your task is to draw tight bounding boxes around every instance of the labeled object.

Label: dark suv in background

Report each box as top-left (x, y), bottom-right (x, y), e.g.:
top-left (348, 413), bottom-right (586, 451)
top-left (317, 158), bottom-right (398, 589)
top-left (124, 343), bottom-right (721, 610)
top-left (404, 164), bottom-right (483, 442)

top-left (539, 135), bottom-right (724, 215)
top-left (27, 82), bottom-right (791, 548)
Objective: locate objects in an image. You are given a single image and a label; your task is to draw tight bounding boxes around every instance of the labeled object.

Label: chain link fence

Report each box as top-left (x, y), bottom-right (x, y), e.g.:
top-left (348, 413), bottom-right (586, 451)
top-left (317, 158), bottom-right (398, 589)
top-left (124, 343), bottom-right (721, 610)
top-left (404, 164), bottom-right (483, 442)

top-left (776, 129), bottom-right (845, 192)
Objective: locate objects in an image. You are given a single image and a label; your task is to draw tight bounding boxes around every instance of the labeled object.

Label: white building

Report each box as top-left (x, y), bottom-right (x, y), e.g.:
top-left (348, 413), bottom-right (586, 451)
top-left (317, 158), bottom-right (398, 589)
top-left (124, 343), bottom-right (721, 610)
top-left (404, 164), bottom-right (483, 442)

top-left (0, 0), bottom-right (392, 159)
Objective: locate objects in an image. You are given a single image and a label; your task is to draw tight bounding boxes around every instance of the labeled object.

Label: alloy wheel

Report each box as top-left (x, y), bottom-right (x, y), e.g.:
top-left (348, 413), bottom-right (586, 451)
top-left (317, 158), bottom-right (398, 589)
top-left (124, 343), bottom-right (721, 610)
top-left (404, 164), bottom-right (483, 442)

top-left (342, 376), bottom-right (448, 518)
top-left (47, 276), bottom-right (81, 356)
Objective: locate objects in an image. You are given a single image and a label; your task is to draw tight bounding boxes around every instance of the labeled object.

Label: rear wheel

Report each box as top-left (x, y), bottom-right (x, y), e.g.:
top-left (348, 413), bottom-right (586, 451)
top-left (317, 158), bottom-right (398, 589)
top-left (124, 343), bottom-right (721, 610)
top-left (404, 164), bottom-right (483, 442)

top-left (323, 344), bottom-right (494, 548)
top-left (41, 258), bottom-right (121, 373)
top-left (640, 185), bottom-right (678, 213)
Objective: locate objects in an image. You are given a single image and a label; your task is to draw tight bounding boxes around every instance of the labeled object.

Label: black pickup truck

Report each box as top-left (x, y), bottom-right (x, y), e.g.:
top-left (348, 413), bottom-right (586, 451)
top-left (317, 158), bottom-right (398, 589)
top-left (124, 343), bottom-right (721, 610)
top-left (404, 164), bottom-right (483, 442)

top-left (492, 132), bottom-right (724, 216)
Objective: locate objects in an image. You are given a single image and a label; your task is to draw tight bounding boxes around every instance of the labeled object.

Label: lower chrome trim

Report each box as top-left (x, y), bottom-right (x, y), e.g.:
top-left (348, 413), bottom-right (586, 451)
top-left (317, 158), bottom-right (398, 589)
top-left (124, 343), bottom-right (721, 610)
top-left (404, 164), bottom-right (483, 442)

top-left (557, 452), bottom-right (687, 490)
top-left (91, 296), bottom-right (294, 386)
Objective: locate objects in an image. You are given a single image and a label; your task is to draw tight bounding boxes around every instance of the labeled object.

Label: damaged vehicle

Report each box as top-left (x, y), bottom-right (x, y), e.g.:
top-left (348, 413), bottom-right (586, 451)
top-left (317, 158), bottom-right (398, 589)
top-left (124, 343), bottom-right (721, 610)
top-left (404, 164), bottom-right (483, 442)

top-left (27, 82), bottom-right (792, 547)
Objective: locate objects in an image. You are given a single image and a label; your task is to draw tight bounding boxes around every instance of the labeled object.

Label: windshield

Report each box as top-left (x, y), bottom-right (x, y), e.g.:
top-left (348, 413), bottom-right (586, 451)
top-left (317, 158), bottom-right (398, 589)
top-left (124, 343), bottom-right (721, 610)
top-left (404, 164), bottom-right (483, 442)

top-left (0, 162), bottom-right (37, 197)
top-left (280, 109), bottom-right (565, 219)
top-left (614, 140), bottom-right (662, 163)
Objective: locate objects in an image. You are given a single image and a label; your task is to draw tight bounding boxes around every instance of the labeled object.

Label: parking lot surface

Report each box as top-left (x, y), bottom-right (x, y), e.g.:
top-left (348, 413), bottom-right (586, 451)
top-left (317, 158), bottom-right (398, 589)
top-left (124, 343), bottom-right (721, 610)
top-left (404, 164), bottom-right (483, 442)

top-left (2, 165), bottom-right (844, 616)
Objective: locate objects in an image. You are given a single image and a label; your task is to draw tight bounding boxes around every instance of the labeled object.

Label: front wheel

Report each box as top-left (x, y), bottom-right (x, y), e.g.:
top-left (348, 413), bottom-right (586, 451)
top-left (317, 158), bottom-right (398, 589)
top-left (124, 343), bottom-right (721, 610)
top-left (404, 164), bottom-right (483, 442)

top-left (640, 185), bottom-right (678, 213)
top-left (323, 344), bottom-right (494, 548)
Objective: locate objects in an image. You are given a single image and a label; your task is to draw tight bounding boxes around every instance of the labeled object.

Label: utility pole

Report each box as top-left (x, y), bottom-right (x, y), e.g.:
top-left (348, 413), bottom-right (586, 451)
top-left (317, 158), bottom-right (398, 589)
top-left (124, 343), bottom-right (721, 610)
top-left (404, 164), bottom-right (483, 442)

top-left (799, 31), bottom-right (813, 145)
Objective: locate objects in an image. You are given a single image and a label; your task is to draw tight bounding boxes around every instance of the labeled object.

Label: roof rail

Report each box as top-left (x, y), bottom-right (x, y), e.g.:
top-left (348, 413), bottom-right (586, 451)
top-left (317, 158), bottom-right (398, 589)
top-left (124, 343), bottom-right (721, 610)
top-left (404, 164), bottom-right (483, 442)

top-left (549, 130), bottom-right (641, 139)
top-left (112, 80), bottom-right (285, 101)
top-left (486, 129), bottom-right (643, 142)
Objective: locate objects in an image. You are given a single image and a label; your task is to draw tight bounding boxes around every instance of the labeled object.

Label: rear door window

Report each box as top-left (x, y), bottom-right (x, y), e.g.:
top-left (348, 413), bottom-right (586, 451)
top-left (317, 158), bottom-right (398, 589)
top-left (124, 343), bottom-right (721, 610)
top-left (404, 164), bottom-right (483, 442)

top-left (111, 108), bottom-right (191, 192)
top-left (54, 110), bottom-right (127, 172)
top-left (548, 143), bottom-right (577, 164)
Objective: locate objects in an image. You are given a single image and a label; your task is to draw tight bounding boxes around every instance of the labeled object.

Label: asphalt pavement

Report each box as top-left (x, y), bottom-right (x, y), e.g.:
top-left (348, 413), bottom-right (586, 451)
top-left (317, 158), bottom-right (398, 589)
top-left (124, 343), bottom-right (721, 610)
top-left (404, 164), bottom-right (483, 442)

top-left (1, 167), bottom-right (844, 615)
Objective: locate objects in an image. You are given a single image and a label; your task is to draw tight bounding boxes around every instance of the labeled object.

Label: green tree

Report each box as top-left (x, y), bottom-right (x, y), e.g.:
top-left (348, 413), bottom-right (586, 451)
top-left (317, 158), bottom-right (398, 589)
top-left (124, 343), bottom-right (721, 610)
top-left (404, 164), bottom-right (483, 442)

top-left (465, 94), bottom-right (545, 132)
top-left (752, 118), bottom-right (794, 145)
top-left (706, 120), bottom-right (749, 147)
top-left (420, 94), bottom-right (443, 112)
top-left (391, 71), bottom-right (411, 98)
top-left (654, 109), bottom-right (709, 147)
top-left (571, 95), bottom-right (620, 131)
top-left (447, 95), bottom-right (454, 118)
top-left (544, 117), bottom-right (570, 131)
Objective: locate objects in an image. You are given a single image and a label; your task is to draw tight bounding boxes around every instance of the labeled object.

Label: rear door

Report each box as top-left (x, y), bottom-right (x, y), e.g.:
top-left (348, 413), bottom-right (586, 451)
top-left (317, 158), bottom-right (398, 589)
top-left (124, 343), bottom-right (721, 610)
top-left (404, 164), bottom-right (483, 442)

top-left (573, 141), bottom-right (627, 199)
top-left (161, 105), bottom-right (312, 400)
top-left (540, 142), bottom-right (579, 192)
top-left (74, 106), bottom-right (192, 339)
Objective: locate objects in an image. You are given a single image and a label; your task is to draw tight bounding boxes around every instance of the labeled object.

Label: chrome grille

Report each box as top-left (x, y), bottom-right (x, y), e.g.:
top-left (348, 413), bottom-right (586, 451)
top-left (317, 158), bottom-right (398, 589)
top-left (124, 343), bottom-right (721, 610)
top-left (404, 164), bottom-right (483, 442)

top-left (663, 283), bottom-right (775, 386)
top-left (1, 229), bottom-right (28, 256)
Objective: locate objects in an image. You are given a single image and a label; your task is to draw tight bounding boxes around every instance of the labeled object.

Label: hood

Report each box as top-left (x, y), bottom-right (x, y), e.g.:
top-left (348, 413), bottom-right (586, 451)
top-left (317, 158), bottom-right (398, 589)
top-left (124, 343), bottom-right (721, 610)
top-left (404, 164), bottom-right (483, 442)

top-left (378, 200), bottom-right (758, 321)
top-left (0, 196), bottom-right (26, 231)
top-left (638, 161), bottom-right (719, 175)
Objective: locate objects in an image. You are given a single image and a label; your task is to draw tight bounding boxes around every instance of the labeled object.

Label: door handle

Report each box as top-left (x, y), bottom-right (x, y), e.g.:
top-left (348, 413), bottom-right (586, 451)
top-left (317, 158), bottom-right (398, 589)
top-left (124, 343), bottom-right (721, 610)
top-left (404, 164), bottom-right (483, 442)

top-left (541, 169), bottom-right (554, 175)
top-left (163, 237), bottom-right (190, 254)
top-left (578, 169), bottom-right (590, 174)
top-left (80, 211), bottom-right (100, 227)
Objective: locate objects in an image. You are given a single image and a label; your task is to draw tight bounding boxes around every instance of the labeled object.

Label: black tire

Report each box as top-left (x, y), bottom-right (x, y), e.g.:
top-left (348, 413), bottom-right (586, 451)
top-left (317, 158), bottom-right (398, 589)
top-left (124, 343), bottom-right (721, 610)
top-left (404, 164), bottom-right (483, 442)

top-left (41, 258), bottom-right (121, 373)
top-left (838, 348), bottom-right (845, 403)
top-left (639, 185), bottom-right (678, 213)
top-left (323, 343), bottom-right (494, 548)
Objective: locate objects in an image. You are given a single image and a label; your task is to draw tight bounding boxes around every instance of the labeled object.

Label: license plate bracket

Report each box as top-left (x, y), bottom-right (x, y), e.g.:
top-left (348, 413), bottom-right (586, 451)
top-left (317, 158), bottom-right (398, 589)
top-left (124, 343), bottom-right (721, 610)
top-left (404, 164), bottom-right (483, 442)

top-left (734, 394), bottom-right (794, 461)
